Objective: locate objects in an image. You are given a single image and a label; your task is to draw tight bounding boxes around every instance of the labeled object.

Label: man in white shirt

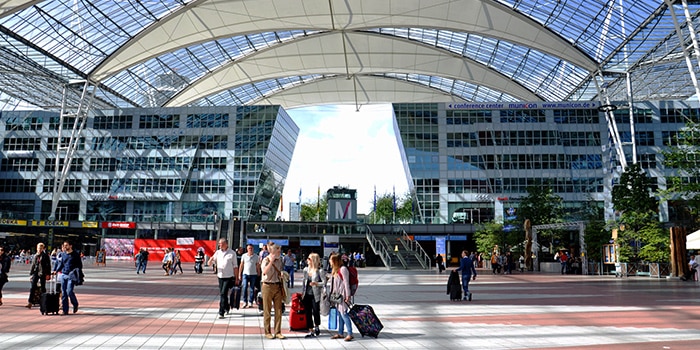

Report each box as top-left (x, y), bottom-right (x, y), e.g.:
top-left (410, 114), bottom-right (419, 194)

top-left (208, 238), bottom-right (238, 318)
top-left (688, 255), bottom-right (699, 281)
top-left (238, 244), bottom-right (261, 308)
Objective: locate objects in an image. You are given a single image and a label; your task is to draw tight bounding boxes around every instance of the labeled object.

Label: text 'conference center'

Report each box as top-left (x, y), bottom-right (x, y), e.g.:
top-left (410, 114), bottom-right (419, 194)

top-left (0, 99), bottom-right (695, 238)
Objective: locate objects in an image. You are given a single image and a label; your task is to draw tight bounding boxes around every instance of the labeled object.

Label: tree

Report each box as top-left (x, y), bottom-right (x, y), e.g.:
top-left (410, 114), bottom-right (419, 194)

top-left (661, 121), bottom-right (700, 228)
top-left (581, 199), bottom-right (609, 264)
top-left (611, 163), bottom-right (667, 262)
top-left (368, 191), bottom-right (414, 224)
top-left (299, 196), bottom-right (327, 221)
top-left (516, 185), bottom-right (564, 254)
top-left (612, 163), bottom-right (657, 214)
top-left (473, 221), bottom-right (504, 257)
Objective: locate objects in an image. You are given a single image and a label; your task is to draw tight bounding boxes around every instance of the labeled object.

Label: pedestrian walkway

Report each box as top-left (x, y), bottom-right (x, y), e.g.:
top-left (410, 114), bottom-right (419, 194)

top-left (1, 261), bottom-right (699, 349)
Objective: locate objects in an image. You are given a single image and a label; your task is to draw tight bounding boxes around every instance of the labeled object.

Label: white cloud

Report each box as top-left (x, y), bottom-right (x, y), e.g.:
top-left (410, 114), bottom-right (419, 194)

top-left (281, 104), bottom-right (409, 216)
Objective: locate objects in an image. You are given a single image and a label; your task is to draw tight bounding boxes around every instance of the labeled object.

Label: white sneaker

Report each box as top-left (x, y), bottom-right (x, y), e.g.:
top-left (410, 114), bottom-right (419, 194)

top-left (243, 303), bottom-right (248, 308)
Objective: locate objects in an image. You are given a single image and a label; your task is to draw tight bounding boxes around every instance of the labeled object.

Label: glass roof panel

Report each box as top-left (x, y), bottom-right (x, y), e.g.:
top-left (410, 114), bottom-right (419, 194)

top-left (497, 0), bottom-right (659, 63)
top-left (0, 0), bottom-right (188, 73)
top-left (102, 30), bottom-right (315, 108)
top-left (371, 28), bottom-right (590, 101)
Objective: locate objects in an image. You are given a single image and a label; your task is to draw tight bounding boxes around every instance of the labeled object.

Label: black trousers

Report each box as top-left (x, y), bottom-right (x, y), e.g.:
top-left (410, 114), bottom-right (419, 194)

top-left (217, 276), bottom-right (234, 316)
top-left (29, 274), bottom-right (47, 303)
top-left (302, 292), bottom-right (321, 329)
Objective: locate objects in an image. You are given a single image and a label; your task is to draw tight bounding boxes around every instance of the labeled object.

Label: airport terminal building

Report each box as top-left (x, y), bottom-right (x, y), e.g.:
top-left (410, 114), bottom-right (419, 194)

top-left (0, 105), bottom-right (298, 245)
top-left (394, 100), bottom-right (697, 225)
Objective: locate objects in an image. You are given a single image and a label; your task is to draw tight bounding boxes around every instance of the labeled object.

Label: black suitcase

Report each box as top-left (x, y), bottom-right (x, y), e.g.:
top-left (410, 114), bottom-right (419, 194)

top-left (229, 286), bottom-right (241, 310)
top-left (40, 276), bottom-right (61, 315)
top-left (447, 270), bottom-right (462, 301)
top-left (348, 304), bottom-right (383, 338)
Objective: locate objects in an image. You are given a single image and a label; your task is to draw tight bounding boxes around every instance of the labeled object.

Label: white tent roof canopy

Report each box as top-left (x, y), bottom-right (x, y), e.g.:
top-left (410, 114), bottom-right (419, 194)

top-left (688, 230), bottom-right (700, 250)
top-left (0, 1), bottom-right (695, 110)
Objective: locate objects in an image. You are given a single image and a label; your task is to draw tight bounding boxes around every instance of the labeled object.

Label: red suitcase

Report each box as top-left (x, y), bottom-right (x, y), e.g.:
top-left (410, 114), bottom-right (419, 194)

top-left (289, 292), bottom-right (307, 331)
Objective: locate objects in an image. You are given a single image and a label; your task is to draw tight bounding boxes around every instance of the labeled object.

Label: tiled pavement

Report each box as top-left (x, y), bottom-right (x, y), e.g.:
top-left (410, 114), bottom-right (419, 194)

top-left (1, 260), bottom-right (700, 349)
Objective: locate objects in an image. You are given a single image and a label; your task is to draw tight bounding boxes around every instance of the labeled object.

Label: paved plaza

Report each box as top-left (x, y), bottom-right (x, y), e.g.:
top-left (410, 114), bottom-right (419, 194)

top-left (1, 260), bottom-right (699, 349)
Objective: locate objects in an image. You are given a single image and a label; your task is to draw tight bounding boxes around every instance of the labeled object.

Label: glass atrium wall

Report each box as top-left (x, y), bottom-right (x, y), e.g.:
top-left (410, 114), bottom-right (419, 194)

top-left (393, 101), bottom-right (698, 224)
top-left (0, 106), bottom-right (298, 223)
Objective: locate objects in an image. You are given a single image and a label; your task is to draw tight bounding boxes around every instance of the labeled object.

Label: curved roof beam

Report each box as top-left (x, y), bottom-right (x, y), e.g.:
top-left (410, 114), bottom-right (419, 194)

top-left (91, 0), bottom-right (597, 81)
top-left (246, 74), bottom-right (467, 109)
top-left (165, 32), bottom-right (539, 106)
top-left (0, 0), bottom-right (41, 19)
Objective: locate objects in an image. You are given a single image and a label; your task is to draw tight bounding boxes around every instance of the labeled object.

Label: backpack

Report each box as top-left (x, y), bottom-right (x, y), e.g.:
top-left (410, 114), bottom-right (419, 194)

top-left (340, 266), bottom-right (359, 296)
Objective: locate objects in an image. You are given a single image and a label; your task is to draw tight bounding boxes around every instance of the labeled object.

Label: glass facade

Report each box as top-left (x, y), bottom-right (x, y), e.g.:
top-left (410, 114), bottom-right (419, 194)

top-left (0, 106), bottom-right (299, 223)
top-left (393, 101), bottom-right (698, 224)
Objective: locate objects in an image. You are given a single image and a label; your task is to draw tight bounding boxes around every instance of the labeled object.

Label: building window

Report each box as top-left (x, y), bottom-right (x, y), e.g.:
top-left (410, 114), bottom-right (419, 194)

top-left (42, 179), bottom-right (81, 193)
top-left (139, 114), bottom-right (179, 129)
top-left (2, 137), bottom-right (41, 151)
top-left (94, 115), bottom-right (133, 129)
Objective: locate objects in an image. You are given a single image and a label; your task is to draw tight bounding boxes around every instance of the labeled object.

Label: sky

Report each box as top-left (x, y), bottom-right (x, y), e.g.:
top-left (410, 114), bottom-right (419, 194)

top-left (280, 104), bottom-right (410, 217)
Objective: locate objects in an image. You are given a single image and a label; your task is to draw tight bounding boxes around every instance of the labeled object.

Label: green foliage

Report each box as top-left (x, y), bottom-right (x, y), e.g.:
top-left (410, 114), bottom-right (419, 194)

top-left (660, 121), bottom-right (700, 228)
top-left (616, 211), bottom-right (668, 263)
top-left (610, 164), bottom-right (668, 263)
top-left (516, 185), bottom-right (564, 251)
top-left (584, 219), bottom-right (608, 263)
top-left (300, 196), bottom-right (327, 221)
top-left (368, 191), bottom-right (415, 224)
top-left (473, 221), bottom-right (504, 256)
top-left (581, 198), bottom-right (609, 263)
top-left (612, 163), bottom-right (657, 214)
top-left (518, 186), bottom-right (564, 227)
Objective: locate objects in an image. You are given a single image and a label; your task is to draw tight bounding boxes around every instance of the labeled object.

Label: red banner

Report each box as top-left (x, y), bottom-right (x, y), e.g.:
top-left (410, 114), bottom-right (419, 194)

top-left (134, 238), bottom-right (217, 263)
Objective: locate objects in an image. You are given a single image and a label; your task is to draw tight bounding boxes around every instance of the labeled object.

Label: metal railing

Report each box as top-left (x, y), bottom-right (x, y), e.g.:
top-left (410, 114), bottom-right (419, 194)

top-left (397, 228), bottom-right (431, 269)
top-left (365, 226), bottom-right (392, 270)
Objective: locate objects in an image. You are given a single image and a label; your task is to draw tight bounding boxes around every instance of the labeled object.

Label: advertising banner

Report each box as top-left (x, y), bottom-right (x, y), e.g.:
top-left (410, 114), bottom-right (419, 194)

top-left (134, 238), bottom-right (217, 263)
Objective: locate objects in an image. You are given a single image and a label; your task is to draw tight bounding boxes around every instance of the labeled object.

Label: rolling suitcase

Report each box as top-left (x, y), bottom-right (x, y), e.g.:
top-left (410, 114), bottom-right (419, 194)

top-left (348, 303), bottom-right (383, 338)
top-left (229, 285), bottom-right (241, 310)
top-left (289, 292), bottom-right (307, 331)
top-left (447, 270), bottom-right (462, 301)
top-left (40, 275), bottom-right (61, 315)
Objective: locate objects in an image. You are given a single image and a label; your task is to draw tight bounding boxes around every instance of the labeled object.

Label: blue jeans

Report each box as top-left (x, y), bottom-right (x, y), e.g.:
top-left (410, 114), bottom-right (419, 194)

top-left (241, 274), bottom-right (258, 304)
top-left (284, 266), bottom-right (294, 288)
top-left (60, 273), bottom-right (78, 314)
top-left (461, 274), bottom-right (472, 296)
top-left (137, 260), bottom-right (147, 273)
top-left (338, 309), bottom-right (353, 336)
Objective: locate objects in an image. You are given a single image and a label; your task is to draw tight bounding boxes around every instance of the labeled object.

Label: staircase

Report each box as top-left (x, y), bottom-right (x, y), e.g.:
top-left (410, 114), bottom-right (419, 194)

top-left (366, 226), bottom-right (430, 270)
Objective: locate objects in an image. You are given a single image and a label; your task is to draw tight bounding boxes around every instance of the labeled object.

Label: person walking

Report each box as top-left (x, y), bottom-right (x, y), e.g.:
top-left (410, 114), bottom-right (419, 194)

top-left (26, 243), bottom-right (51, 308)
top-left (454, 250), bottom-right (477, 301)
top-left (238, 244), bottom-right (260, 308)
top-left (208, 238), bottom-right (238, 319)
top-left (301, 252), bottom-right (325, 338)
top-left (161, 248), bottom-right (174, 275)
top-left (136, 248), bottom-right (149, 274)
top-left (172, 250), bottom-right (183, 274)
top-left (0, 246), bottom-right (11, 306)
top-left (52, 240), bottom-right (83, 315)
top-left (329, 253), bottom-right (354, 342)
top-left (261, 242), bottom-right (286, 339)
top-left (194, 248), bottom-right (205, 274)
top-left (283, 249), bottom-right (296, 288)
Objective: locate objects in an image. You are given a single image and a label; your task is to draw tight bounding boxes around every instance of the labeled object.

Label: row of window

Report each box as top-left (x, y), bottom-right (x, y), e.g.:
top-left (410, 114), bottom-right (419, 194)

top-left (0, 157), bottom-right (227, 172)
top-left (450, 153), bottom-right (603, 170)
top-left (446, 130), bottom-right (601, 147)
top-left (446, 177), bottom-right (605, 194)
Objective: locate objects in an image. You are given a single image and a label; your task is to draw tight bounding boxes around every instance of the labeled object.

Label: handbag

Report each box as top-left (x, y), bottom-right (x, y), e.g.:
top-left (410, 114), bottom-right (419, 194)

top-left (320, 287), bottom-right (331, 316)
top-left (329, 292), bottom-right (343, 305)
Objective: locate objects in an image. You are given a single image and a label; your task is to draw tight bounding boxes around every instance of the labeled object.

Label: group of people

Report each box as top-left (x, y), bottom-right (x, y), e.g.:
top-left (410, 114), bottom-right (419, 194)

top-left (207, 238), bottom-right (356, 341)
top-left (0, 240), bottom-right (83, 316)
top-left (160, 248), bottom-right (183, 275)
